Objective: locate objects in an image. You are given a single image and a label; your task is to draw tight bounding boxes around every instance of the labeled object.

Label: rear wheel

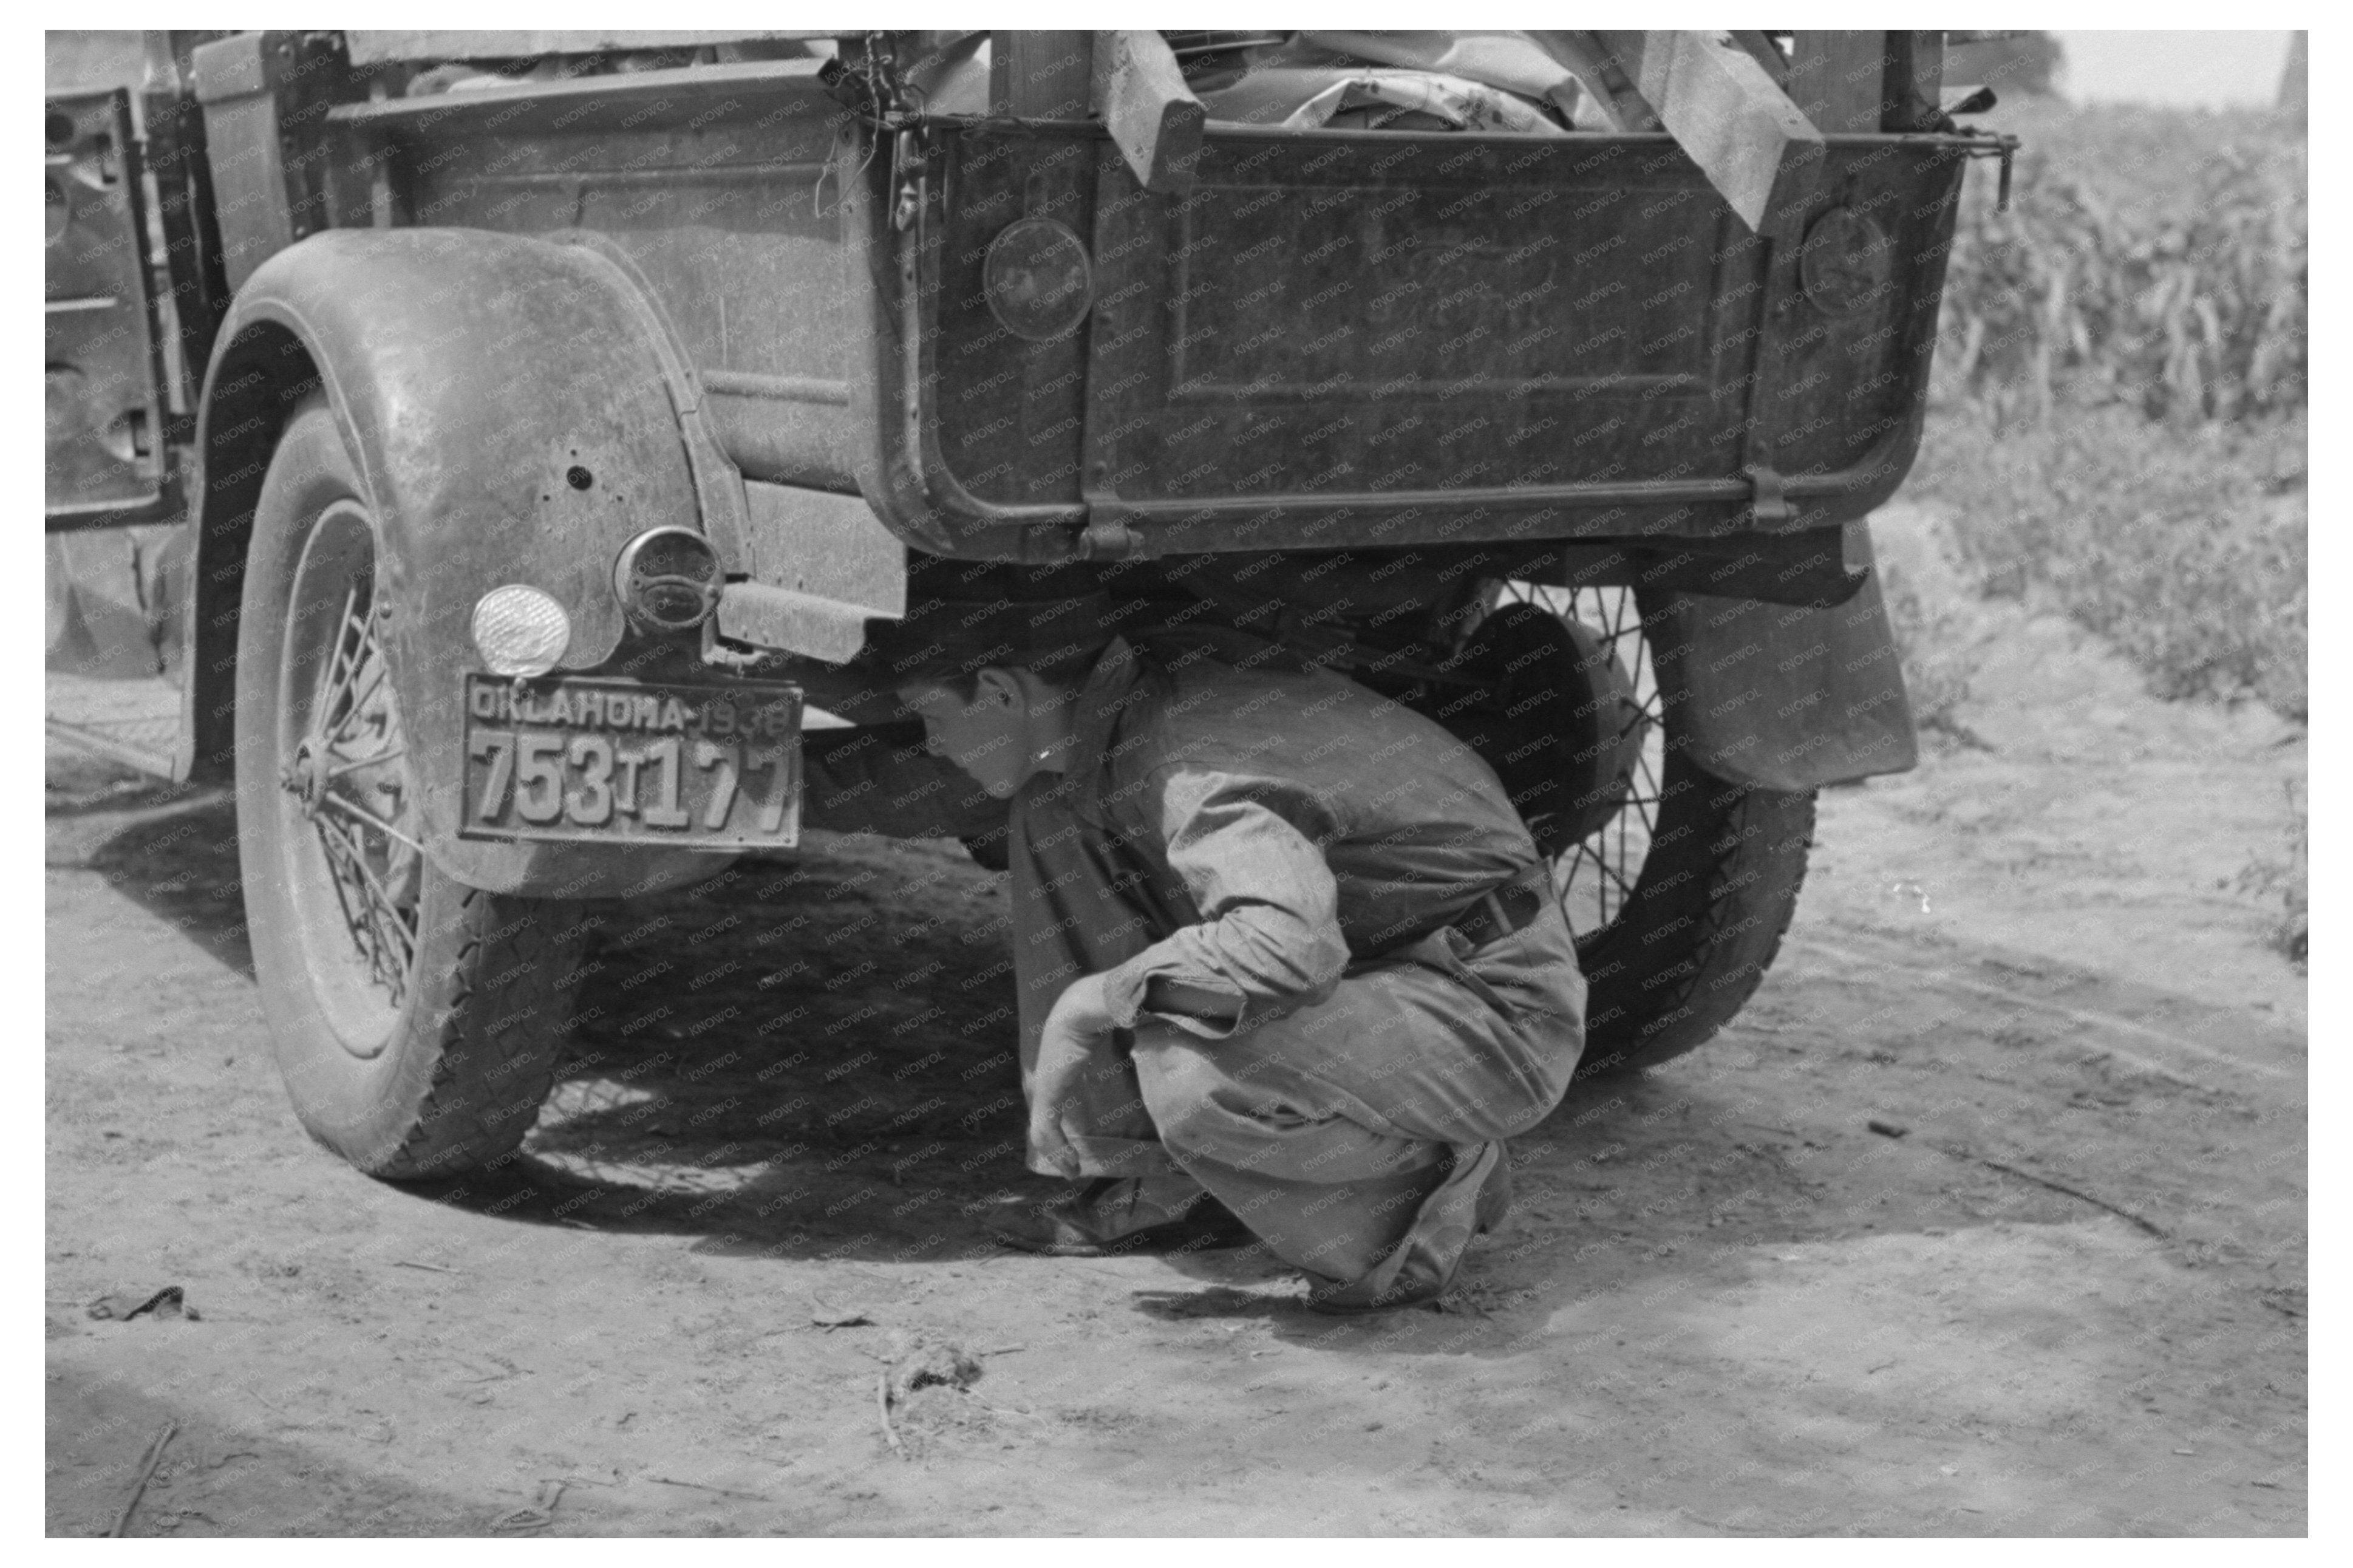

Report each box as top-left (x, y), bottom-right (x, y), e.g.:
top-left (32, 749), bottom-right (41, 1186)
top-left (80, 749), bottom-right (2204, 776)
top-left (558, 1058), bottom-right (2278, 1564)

top-left (235, 398), bottom-right (586, 1177)
top-left (1496, 584), bottom-right (1816, 1076)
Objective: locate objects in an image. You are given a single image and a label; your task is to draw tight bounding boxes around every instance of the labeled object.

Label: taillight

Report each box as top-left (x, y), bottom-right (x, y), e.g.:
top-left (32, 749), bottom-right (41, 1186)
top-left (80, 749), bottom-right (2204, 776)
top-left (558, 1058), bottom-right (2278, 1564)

top-left (611, 526), bottom-right (722, 635)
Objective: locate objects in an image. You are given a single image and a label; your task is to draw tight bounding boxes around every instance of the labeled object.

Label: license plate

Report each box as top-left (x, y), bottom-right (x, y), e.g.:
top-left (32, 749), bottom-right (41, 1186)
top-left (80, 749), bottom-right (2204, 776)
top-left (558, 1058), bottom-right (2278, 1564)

top-left (460, 675), bottom-right (803, 848)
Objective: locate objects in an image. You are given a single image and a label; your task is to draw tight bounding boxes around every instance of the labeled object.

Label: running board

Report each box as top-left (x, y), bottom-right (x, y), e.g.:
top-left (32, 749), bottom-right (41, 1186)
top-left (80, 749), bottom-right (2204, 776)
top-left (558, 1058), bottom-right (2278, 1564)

top-left (46, 675), bottom-right (182, 781)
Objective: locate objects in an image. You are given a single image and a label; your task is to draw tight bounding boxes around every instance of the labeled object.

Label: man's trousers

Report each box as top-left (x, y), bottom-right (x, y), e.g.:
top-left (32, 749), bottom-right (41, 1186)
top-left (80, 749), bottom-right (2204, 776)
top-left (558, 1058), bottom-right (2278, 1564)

top-left (1007, 780), bottom-right (1588, 1304)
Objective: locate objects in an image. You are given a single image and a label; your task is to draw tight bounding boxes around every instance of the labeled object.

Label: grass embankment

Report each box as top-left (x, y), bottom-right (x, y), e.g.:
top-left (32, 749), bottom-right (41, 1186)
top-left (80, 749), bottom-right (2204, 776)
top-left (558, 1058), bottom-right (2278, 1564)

top-left (1890, 97), bottom-right (2306, 955)
top-left (1907, 404), bottom-right (2306, 721)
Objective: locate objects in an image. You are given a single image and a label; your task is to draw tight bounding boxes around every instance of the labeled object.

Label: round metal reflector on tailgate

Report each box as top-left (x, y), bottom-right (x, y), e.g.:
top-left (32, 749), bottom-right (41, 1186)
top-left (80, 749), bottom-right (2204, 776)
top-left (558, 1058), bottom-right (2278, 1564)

top-left (983, 217), bottom-right (1095, 343)
top-left (1799, 207), bottom-right (1897, 316)
top-left (471, 584), bottom-right (571, 677)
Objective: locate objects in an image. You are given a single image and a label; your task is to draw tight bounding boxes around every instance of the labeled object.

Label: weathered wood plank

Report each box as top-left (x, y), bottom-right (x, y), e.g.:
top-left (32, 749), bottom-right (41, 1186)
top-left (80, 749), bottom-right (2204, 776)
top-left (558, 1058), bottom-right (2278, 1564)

top-left (1091, 30), bottom-right (1205, 194)
top-left (1787, 31), bottom-right (1886, 134)
top-left (1882, 31), bottom-right (1944, 131)
top-left (990, 30), bottom-right (1091, 119)
top-left (1598, 30), bottom-right (1825, 234)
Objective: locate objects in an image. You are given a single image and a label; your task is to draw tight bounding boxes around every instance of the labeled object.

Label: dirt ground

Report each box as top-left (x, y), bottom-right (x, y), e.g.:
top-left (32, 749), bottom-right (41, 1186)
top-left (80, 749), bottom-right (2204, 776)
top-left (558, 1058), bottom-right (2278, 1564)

top-left (45, 504), bottom-right (2307, 1536)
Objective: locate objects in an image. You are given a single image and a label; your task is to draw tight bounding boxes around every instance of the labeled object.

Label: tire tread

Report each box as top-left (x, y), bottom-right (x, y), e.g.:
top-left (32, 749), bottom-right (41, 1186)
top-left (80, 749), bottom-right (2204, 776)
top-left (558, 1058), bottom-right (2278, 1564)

top-left (372, 888), bottom-right (583, 1179)
top-left (1572, 754), bottom-right (1816, 1079)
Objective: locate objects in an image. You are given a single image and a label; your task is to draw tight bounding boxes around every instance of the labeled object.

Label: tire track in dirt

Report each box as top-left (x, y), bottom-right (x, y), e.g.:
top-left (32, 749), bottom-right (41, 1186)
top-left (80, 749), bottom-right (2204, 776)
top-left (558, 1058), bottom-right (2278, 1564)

top-left (1789, 927), bottom-right (2303, 1089)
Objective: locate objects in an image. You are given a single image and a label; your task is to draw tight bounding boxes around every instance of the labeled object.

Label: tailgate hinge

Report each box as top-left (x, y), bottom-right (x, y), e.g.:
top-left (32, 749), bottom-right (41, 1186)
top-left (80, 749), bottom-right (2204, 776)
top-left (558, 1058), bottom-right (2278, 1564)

top-left (1076, 517), bottom-right (1137, 562)
top-left (1743, 463), bottom-right (1792, 528)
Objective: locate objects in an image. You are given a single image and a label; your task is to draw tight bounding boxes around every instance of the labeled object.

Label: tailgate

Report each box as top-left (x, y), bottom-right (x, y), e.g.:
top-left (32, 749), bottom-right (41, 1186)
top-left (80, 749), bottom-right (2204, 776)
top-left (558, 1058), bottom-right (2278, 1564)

top-left (915, 125), bottom-right (1967, 554)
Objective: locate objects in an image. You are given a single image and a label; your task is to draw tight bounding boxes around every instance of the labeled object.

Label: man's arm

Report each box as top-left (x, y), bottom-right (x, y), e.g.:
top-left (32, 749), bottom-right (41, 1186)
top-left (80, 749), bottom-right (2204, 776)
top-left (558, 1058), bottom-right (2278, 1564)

top-left (1142, 975), bottom-right (1250, 1031)
top-left (1095, 766), bottom-right (1352, 1039)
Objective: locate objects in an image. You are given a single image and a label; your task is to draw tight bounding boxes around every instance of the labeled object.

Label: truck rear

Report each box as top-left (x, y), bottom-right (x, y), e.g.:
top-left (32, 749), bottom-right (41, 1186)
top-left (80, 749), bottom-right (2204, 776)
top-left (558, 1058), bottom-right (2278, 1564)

top-left (44, 29), bottom-right (2014, 1176)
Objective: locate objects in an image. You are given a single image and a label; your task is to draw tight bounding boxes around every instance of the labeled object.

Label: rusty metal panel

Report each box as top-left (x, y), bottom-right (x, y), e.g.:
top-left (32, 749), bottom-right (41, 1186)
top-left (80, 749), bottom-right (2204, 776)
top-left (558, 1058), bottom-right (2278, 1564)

top-left (930, 132), bottom-right (1101, 508)
top-left (45, 88), bottom-right (171, 522)
top-left (735, 482), bottom-right (904, 618)
top-left (704, 374), bottom-right (854, 491)
top-left (845, 116), bottom-right (1988, 562)
top-left (1755, 146), bottom-right (1966, 478)
top-left (1052, 132), bottom-right (1962, 554)
top-left (191, 32), bottom-right (363, 290)
top-left (926, 125), bottom-right (1777, 522)
top-left (189, 86), bottom-right (293, 287)
top-left (359, 63), bottom-right (853, 489)
top-left (1075, 131), bottom-right (1757, 520)
top-left (715, 481), bottom-right (907, 663)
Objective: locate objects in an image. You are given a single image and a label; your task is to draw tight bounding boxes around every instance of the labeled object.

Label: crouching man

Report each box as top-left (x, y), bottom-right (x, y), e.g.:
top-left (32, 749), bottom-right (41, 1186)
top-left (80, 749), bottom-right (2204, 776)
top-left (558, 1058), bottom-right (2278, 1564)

top-left (890, 615), bottom-right (1586, 1312)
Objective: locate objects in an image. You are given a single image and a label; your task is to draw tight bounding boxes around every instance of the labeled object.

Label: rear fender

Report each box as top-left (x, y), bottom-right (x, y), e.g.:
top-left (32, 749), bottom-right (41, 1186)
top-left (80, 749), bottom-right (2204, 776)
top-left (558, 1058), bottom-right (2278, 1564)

top-left (1646, 523), bottom-right (1918, 791)
top-left (187, 227), bottom-right (730, 896)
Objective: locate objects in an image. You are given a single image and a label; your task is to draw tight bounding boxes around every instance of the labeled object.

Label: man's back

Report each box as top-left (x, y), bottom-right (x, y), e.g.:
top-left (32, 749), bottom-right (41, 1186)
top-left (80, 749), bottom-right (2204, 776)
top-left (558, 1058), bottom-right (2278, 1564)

top-left (1092, 627), bottom-right (1541, 960)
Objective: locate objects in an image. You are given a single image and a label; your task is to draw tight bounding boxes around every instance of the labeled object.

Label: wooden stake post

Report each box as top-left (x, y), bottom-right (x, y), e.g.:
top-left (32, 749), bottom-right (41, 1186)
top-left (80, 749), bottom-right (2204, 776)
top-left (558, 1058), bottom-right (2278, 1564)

top-left (987, 30), bottom-right (1205, 194)
top-left (1789, 32), bottom-right (1943, 134)
top-left (1092, 30), bottom-right (1205, 194)
top-left (1595, 30), bottom-right (1824, 234)
top-left (989, 30), bottom-right (1091, 118)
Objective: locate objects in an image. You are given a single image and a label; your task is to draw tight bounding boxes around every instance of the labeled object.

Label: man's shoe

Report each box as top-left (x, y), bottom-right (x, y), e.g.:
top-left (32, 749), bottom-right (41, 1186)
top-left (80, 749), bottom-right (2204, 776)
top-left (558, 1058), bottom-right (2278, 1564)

top-left (990, 1177), bottom-right (1253, 1258)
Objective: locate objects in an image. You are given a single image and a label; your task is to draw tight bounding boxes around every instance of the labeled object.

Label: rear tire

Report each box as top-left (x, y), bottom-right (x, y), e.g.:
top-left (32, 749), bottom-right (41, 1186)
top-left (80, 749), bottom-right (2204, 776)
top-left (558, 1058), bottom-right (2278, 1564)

top-left (1570, 746), bottom-right (1814, 1076)
top-left (1488, 582), bottom-right (1815, 1077)
top-left (234, 397), bottom-right (586, 1178)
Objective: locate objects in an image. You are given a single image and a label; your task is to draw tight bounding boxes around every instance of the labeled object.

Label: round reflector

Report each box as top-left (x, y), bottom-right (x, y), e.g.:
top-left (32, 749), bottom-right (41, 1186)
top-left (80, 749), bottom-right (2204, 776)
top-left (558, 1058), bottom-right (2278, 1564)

top-left (471, 585), bottom-right (571, 677)
top-left (983, 217), bottom-right (1094, 342)
top-left (1799, 207), bottom-right (1896, 316)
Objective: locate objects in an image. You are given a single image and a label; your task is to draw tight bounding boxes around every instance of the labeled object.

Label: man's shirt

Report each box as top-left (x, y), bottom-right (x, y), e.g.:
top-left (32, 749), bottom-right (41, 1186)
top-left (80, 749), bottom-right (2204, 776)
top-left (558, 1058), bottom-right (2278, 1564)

top-left (1027, 625), bottom-right (1542, 1041)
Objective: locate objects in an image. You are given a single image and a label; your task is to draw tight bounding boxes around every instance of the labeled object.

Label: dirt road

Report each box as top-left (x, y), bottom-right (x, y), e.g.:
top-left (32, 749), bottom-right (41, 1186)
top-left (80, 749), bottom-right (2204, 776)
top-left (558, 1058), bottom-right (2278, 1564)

top-left (46, 547), bottom-right (2306, 1536)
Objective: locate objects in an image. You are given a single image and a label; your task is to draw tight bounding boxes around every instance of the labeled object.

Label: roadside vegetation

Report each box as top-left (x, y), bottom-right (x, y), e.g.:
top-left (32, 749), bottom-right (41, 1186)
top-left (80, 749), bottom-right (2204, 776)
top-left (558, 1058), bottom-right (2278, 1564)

top-left (1890, 91), bottom-right (2307, 958)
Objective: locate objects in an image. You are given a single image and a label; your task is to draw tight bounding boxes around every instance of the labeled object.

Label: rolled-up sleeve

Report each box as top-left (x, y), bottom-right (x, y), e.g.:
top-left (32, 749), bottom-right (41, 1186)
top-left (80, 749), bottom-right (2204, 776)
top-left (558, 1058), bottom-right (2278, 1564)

top-left (1097, 766), bottom-right (1351, 1040)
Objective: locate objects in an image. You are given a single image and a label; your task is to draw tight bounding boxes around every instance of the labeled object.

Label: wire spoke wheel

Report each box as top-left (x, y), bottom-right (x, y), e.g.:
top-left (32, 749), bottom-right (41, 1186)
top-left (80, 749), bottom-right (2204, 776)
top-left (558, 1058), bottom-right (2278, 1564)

top-left (236, 396), bottom-right (587, 1177)
top-left (1493, 582), bottom-right (1665, 947)
top-left (1485, 578), bottom-right (1816, 1076)
top-left (270, 500), bottom-right (423, 1047)
top-left (306, 572), bottom-right (421, 1005)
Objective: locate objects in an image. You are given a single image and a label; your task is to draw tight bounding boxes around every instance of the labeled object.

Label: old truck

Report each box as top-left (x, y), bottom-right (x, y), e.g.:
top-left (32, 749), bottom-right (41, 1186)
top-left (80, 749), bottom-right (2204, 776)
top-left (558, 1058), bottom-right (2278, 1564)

top-left (44, 29), bottom-right (2015, 1178)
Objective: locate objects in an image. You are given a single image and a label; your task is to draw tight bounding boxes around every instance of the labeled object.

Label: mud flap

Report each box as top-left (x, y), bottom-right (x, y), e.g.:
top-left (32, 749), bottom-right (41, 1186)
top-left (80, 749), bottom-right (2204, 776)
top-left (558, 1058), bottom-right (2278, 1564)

top-left (1647, 521), bottom-right (1918, 791)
